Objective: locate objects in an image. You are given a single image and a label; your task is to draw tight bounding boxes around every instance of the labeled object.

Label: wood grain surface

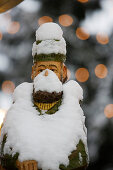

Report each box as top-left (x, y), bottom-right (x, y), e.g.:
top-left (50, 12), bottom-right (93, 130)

top-left (0, 0), bottom-right (24, 13)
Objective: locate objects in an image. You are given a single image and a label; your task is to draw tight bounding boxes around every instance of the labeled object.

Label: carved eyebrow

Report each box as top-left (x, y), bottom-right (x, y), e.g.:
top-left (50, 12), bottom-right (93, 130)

top-left (38, 65), bottom-right (46, 68)
top-left (49, 65), bottom-right (57, 68)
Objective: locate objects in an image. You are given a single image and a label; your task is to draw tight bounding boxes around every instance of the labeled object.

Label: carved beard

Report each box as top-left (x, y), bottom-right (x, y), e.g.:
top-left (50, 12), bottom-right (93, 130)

top-left (33, 89), bottom-right (63, 103)
top-left (33, 70), bottom-right (63, 103)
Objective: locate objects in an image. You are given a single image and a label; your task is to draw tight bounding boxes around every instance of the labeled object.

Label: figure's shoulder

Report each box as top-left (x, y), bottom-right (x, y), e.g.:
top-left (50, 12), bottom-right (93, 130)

top-left (13, 82), bottom-right (33, 102)
top-left (63, 80), bottom-right (83, 101)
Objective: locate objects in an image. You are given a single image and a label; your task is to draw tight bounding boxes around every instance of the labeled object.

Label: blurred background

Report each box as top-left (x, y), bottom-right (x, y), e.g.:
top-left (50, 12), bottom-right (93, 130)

top-left (0, 0), bottom-right (113, 169)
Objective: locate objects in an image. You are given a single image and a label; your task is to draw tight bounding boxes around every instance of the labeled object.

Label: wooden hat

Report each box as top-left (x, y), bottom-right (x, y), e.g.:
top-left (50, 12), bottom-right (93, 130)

top-left (0, 0), bottom-right (24, 13)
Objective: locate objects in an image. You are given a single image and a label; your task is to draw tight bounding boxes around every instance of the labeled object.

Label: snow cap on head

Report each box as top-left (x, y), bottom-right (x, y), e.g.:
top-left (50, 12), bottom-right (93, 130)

top-left (32, 22), bottom-right (66, 63)
top-left (36, 22), bottom-right (63, 41)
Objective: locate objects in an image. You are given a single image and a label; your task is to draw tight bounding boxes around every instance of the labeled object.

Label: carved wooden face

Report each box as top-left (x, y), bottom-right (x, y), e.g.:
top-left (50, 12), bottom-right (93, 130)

top-left (31, 61), bottom-right (67, 82)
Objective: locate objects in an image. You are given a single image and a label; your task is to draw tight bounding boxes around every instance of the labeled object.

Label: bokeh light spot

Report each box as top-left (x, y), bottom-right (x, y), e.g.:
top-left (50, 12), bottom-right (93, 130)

top-left (104, 104), bottom-right (113, 118)
top-left (59, 14), bottom-right (73, 27)
top-left (7, 22), bottom-right (20, 34)
top-left (38, 16), bottom-right (53, 25)
top-left (95, 64), bottom-right (108, 79)
top-left (76, 27), bottom-right (90, 40)
top-left (96, 33), bottom-right (109, 45)
top-left (75, 68), bottom-right (89, 82)
top-left (0, 32), bottom-right (3, 40)
top-left (2, 81), bottom-right (15, 94)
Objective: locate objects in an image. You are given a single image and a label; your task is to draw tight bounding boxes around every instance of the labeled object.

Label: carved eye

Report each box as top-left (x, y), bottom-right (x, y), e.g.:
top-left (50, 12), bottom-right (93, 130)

top-left (39, 69), bottom-right (44, 73)
top-left (50, 69), bottom-right (57, 72)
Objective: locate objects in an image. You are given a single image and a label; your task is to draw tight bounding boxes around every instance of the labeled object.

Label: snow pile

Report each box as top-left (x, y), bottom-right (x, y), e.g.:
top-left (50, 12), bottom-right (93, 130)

top-left (0, 72), bottom-right (88, 170)
top-left (13, 82), bottom-right (33, 102)
top-left (32, 22), bottom-right (66, 57)
top-left (34, 69), bottom-right (63, 93)
top-left (36, 22), bottom-right (63, 41)
top-left (32, 38), bottom-right (66, 56)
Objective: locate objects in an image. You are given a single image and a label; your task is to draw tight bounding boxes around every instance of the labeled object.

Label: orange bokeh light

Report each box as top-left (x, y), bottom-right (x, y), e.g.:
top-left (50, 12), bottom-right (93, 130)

top-left (75, 68), bottom-right (89, 82)
top-left (104, 104), bottom-right (113, 118)
top-left (59, 14), bottom-right (73, 27)
top-left (38, 16), bottom-right (53, 25)
top-left (7, 21), bottom-right (20, 34)
top-left (2, 80), bottom-right (15, 94)
top-left (77, 0), bottom-right (88, 3)
top-left (96, 33), bottom-right (109, 45)
top-left (76, 27), bottom-right (90, 40)
top-left (95, 64), bottom-right (108, 79)
top-left (0, 32), bottom-right (3, 40)
top-left (67, 69), bottom-right (71, 80)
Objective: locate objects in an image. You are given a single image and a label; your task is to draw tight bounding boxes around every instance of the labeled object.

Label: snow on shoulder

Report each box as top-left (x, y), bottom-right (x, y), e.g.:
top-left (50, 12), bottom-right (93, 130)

top-left (13, 82), bottom-right (33, 102)
top-left (63, 80), bottom-right (83, 101)
top-left (34, 69), bottom-right (63, 93)
top-left (36, 22), bottom-right (63, 41)
top-left (0, 74), bottom-right (88, 170)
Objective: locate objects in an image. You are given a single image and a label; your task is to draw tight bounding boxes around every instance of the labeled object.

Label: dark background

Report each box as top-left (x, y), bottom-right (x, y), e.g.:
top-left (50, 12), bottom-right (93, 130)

top-left (0, 0), bottom-right (113, 170)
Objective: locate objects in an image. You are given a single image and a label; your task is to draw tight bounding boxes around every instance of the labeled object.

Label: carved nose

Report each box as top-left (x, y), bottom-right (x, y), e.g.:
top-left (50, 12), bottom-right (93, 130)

top-left (44, 70), bottom-right (48, 76)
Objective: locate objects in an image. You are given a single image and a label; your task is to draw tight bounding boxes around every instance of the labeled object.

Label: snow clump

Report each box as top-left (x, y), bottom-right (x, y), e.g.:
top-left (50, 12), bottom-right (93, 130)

top-left (0, 71), bottom-right (88, 170)
top-left (36, 22), bottom-right (63, 41)
top-left (32, 22), bottom-right (66, 57)
top-left (34, 69), bottom-right (63, 93)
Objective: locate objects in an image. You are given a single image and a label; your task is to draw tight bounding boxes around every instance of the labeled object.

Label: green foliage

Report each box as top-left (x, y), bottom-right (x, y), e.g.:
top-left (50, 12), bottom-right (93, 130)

top-left (1, 153), bottom-right (19, 170)
top-left (36, 40), bottom-right (42, 45)
top-left (1, 134), bottom-right (7, 155)
top-left (33, 53), bottom-right (66, 63)
top-left (59, 140), bottom-right (88, 170)
top-left (46, 99), bottom-right (62, 115)
top-left (0, 134), bottom-right (19, 170)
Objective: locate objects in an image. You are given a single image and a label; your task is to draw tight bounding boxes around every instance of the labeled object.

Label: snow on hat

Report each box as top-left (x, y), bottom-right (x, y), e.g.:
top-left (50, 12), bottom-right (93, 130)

top-left (32, 22), bottom-right (66, 63)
